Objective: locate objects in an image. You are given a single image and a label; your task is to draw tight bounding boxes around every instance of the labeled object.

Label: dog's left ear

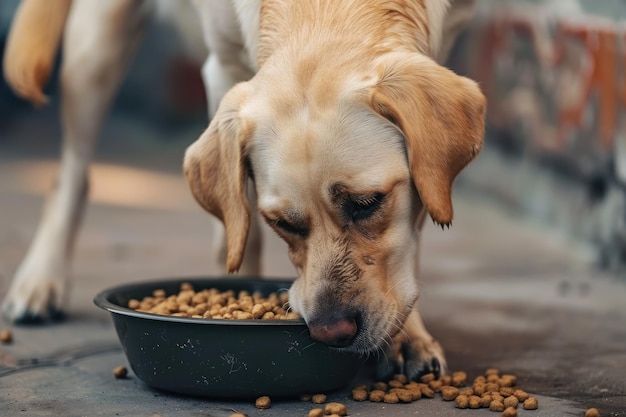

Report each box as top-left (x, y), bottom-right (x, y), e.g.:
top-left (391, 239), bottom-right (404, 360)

top-left (369, 53), bottom-right (486, 226)
top-left (183, 83), bottom-right (254, 272)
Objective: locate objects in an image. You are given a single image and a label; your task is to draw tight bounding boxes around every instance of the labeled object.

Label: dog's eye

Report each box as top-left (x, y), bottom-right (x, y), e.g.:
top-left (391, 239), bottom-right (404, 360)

top-left (347, 193), bottom-right (385, 221)
top-left (275, 219), bottom-right (308, 237)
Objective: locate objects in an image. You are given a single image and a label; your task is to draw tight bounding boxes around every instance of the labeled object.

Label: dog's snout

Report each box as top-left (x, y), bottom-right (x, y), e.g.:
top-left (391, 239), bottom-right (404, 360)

top-left (308, 314), bottom-right (358, 348)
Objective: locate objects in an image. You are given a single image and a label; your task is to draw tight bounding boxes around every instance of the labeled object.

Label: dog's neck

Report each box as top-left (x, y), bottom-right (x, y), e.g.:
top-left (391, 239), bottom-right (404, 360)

top-left (257, 0), bottom-right (433, 69)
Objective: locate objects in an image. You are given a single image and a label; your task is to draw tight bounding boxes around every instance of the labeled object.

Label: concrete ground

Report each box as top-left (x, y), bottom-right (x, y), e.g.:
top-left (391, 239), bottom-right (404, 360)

top-left (1, 108), bottom-right (625, 416)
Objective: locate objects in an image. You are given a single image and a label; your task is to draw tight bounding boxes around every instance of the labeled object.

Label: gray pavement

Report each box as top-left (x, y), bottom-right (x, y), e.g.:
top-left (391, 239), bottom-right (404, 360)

top-left (1, 109), bottom-right (625, 416)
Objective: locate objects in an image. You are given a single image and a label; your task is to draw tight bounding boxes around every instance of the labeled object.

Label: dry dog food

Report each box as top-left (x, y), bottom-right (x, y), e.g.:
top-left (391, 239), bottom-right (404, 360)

top-left (0, 329), bottom-right (12, 344)
top-left (308, 408), bottom-right (324, 417)
top-left (350, 368), bottom-right (544, 417)
top-left (229, 413), bottom-right (247, 417)
top-left (523, 397), bottom-right (539, 410)
top-left (584, 408), bottom-right (600, 417)
top-left (112, 365), bottom-right (128, 379)
top-left (255, 395), bottom-right (271, 409)
top-left (127, 283), bottom-right (300, 320)
top-left (351, 388), bottom-right (368, 401)
top-left (324, 402), bottom-right (348, 416)
top-left (502, 406), bottom-right (517, 417)
top-left (311, 394), bottom-right (328, 404)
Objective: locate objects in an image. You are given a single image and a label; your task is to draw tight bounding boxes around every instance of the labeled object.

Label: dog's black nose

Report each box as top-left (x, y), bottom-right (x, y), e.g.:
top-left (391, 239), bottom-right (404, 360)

top-left (308, 315), bottom-right (358, 348)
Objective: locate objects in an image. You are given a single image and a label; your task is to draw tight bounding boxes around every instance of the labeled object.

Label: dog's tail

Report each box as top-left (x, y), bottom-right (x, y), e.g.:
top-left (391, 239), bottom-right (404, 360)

top-left (3, 0), bottom-right (73, 107)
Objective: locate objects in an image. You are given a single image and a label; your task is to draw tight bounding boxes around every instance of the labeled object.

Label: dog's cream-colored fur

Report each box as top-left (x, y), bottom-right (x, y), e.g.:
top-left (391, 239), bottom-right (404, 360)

top-left (3, 0), bottom-right (484, 379)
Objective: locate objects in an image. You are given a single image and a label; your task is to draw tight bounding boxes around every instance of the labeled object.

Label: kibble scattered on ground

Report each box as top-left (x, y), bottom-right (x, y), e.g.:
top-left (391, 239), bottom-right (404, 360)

top-left (0, 329), bottom-right (12, 344)
top-left (112, 365), bottom-right (128, 379)
top-left (350, 368), bottom-right (538, 417)
top-left (255, 395), bottom-right (271, 409)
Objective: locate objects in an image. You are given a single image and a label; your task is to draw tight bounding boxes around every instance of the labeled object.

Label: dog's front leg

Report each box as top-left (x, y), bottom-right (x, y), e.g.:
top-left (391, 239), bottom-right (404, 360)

top-left (2, 0), bottom-right (151, 323)
top-left (377, 308), bottom-right (447, 381)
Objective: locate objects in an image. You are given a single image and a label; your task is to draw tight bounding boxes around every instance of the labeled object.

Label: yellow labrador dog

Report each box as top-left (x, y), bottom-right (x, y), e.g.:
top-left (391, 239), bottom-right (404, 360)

top-left (3, 0), bottom-right (485, 379)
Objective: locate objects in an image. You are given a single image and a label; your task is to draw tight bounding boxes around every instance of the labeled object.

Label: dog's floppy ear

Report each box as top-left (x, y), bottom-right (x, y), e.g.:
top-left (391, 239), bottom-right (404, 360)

top-left (183, 83), bottom-right (254, 272)
top-left (369, 53), bottom-right (486, 226)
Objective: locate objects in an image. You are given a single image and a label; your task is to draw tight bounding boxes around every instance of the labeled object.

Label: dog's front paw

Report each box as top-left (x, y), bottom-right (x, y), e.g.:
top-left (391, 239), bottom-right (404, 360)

top-left (376, 310), bottom-right (447, 381)
top-left (2, 260), bottom-right (67, 324)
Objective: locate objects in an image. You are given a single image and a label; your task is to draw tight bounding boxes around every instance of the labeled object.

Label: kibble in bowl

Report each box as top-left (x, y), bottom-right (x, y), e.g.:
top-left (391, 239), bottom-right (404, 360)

top-left (94, 277), bottom-right (365, 399)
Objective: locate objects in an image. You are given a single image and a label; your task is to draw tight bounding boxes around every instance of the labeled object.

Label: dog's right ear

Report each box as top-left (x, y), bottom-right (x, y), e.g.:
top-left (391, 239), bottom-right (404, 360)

top-left (183, 83), bottom-right (254, 273)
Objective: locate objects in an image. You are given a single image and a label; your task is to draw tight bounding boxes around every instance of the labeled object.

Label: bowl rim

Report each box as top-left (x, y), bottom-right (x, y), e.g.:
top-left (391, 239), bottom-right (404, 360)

top-left (93, 276), bottom-right (308, 326)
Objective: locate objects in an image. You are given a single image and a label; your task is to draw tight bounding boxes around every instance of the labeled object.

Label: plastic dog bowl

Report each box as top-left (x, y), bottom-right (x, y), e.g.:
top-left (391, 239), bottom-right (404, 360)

top-left (94, 277), bottom-right (365, 399)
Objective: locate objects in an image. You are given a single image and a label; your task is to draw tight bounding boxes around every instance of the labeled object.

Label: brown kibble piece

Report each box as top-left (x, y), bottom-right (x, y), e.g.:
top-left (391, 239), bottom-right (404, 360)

top-left (474, 376), bottom-right (487, 384)
top-left (523, 397), bottom-right (538, 410)
top-left (480, 394), bottom-right (492, 408)
top-left (490, 400), bottom-right (505, 412)
top-left (513, 389), bottom-right (529, 402)
top-left (452, 371), bottom-right (467, 387)
top-left (491, 393), bottom-right (505, 404)
top-left (395, 389), bottom-right (414, 403)
top-left (469, 395), bottom-right (481, 409)
top-left (255, 396), bottom-right (271, 409)
top-left (405, 386), bottom-right (422, 401)
top-left (455, 395), bottom-right (469, 409)
top-left (486, 382), bottom-right (500, 393)
top-left (112, 365), bottom-right (128, 379)
top-left (503, 395), bottom-right (519, 408)
top-left (485, 368), bottom-right (500, 376)
top-left (389, 379), bottom-right (404, 389)
top-left (502, 406), bottom-right (517, 417)
top-left (420, 373), bottom-right (435, 383)
top-left (352, 389), bottom-right (368, 401)
top-left (584, 408), bottom-right (600, 417)
top-left (0, 329), bottom-right (12, 344)
top-left (383, 393), bottom-right (399, 403)
top-left (429, 379), bottom-right (443, 392)
top-left (472, 383), bottom-right (486, 396)
top-left (500, 387), bottom-right (515, 397)
top-left (500, 375), bottom-right (517, 387)
top-left (420, 386), bottom-right (435, 398)
top-left (308, 408), bottom-right (324, 417)
top-left (441, 386), bottom-right (460, 401)
top-left (487, 374), bottom-right (500, 384)
top-left (311, 394), bottom-right (327, 404)
top-left (369, 390), bottom-right (385, 402)
top-left (324, 402), bottom-right (347, 416)
top-left (153, 289), bottom-right (166, 298)
top-left (230, 413), bottom-right (247, 417)
top-left (459, 388), bottom-right (474, 397)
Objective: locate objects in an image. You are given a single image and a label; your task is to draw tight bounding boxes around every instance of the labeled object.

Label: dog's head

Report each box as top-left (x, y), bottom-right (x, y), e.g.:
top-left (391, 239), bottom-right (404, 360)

top-left (184, 52), bottom-right (485, 353)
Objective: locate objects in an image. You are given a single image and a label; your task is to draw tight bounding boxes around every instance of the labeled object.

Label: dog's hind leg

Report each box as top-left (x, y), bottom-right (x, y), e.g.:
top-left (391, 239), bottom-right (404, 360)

top-left (2, 0), bottom-right (152, 323)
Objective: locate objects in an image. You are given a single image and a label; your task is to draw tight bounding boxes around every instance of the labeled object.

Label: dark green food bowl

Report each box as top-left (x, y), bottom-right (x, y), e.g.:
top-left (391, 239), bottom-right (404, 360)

top-left (94, 277), bottom-right (365, 399)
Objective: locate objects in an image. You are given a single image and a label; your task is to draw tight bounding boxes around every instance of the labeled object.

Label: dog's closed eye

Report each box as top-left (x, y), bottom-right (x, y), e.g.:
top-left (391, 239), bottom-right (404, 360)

top-left (344, 193), bottom-right (385, 222)
top-left (274, 218), bottom-right (309, 238)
